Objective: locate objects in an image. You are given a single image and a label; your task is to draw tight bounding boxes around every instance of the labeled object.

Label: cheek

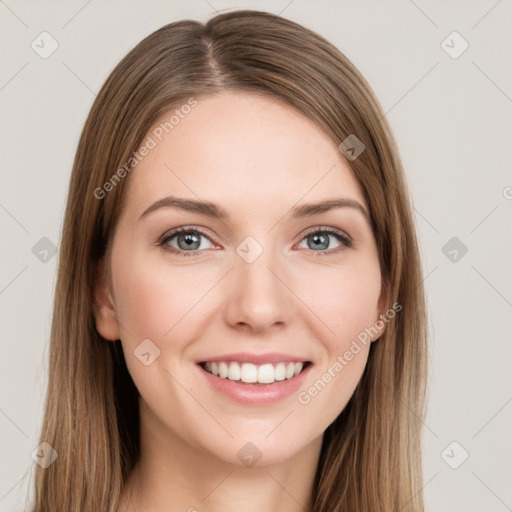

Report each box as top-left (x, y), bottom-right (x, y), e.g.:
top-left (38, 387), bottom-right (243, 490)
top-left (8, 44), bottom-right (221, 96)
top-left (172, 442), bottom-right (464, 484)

top-left (110, 251), bottom-right (214, 411)
top-left (292, 258), bottom-right (380, 416)
top-left (112, 250), bottom-right (215, 343)
top-left (298, 257), bottom-right (382, 349)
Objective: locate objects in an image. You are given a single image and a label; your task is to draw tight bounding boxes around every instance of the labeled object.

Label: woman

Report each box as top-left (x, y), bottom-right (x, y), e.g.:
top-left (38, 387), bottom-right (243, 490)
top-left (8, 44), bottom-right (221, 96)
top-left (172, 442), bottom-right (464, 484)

top-left (30, 9), bottom-right (427, 512)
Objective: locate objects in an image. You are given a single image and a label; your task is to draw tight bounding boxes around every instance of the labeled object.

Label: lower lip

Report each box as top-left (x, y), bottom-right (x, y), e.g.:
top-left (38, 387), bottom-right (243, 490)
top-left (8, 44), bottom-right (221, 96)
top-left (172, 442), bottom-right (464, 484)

top-left (197, 363), bottom-right (312, 405)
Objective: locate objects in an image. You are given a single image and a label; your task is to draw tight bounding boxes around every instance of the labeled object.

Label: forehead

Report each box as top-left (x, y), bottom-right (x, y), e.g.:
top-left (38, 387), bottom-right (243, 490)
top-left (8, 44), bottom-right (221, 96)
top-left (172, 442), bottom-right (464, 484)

top-left (122, 91), bottom-right (366, 221)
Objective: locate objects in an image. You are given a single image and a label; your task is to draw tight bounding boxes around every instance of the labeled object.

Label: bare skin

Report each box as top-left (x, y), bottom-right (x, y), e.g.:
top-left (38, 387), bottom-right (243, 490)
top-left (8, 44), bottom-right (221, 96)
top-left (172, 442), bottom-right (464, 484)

top-left (93, 91), bottom-right (388, 512)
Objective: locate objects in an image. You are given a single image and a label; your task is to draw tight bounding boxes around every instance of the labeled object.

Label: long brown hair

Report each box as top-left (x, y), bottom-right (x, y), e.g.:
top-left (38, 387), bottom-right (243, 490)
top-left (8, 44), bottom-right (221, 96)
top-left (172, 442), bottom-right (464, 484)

top-left (30, 9), bottom-right (427, 511)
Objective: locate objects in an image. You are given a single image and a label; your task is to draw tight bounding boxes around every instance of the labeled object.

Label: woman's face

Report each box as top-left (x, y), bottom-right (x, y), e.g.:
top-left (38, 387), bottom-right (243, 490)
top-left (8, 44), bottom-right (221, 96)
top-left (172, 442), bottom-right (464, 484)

top-left (94, 91), bottom-right (387, 466)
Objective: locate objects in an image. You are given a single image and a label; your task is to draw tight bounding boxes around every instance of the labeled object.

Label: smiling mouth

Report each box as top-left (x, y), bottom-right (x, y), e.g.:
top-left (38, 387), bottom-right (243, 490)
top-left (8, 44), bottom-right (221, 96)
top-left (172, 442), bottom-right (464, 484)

top-left (199, 360), bottom-right (312, 385)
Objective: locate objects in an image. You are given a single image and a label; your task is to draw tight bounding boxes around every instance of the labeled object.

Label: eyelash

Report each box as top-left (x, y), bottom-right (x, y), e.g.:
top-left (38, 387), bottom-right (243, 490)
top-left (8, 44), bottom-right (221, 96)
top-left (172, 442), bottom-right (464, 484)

top-left (156, 225), bottom-right (353, 257)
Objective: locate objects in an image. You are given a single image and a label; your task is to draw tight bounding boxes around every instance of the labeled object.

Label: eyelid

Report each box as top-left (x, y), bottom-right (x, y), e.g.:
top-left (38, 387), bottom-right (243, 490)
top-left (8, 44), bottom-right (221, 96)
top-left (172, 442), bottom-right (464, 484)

top-left (294, 226), bottom-right (353, 254)
top-left (157, 225), bottom-right (218, 250)
top-left (157, 225), bottom-right (353, 256)
top-left (299, 225), bottom-right (352, 244)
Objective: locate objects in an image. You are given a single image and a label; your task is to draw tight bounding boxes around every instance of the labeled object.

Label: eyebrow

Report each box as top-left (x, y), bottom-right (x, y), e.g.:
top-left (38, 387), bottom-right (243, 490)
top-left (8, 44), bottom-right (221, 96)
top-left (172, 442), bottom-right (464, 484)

top-left (138, 195), bottom-right (369, 222)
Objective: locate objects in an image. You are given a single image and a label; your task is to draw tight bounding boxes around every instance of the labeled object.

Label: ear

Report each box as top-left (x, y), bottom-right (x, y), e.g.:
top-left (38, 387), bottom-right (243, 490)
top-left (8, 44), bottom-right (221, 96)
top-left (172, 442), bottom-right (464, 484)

top-left (370, 278), bottom-right (391, 342)
top-left (92, 259), bottom-right (120, 341)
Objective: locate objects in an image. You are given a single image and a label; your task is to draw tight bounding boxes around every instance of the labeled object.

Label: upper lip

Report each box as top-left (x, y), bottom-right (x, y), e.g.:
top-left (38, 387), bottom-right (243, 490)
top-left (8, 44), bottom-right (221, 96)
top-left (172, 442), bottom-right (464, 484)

top-left (197, 352), bottom-right (311, 365)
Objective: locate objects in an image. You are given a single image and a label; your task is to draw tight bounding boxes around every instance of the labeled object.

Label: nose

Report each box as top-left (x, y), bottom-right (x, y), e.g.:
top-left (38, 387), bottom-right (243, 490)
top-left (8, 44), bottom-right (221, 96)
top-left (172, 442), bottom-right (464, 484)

top-left (224, 243), bottom-right (293, 334)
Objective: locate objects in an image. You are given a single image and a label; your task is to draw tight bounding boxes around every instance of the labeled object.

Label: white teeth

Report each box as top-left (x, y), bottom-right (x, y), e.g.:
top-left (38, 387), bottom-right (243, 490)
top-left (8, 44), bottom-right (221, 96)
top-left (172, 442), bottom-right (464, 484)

top-left (241, 363), bottom-right (258, 383)
top-left (218, 362), bottom-right (228, 379)
top-left (228, 361), bottom-right (241, 381)
top-left (274, 362), bottom-right (286, 381)
top-left (202, 360), bottom-right (307, 383)
top-left (257, 364), bottom-right (274, 384)
top-left (285, 362), bottom-right (295, 379)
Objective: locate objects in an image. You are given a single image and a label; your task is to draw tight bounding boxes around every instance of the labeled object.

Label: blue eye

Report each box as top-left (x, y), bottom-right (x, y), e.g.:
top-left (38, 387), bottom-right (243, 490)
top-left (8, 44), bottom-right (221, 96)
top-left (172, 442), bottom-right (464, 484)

top-left (158, 227), bottom-right (215, 256)
top-left (296, 227), bottom-right (352, 255)
top-left (157, 226), bottom-right (352, 257)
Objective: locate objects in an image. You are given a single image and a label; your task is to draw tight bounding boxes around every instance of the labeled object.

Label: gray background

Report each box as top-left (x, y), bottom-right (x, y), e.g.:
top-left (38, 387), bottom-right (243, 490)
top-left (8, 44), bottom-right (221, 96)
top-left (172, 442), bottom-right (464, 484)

top-left (1, 1), bottom-right (511, 510)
